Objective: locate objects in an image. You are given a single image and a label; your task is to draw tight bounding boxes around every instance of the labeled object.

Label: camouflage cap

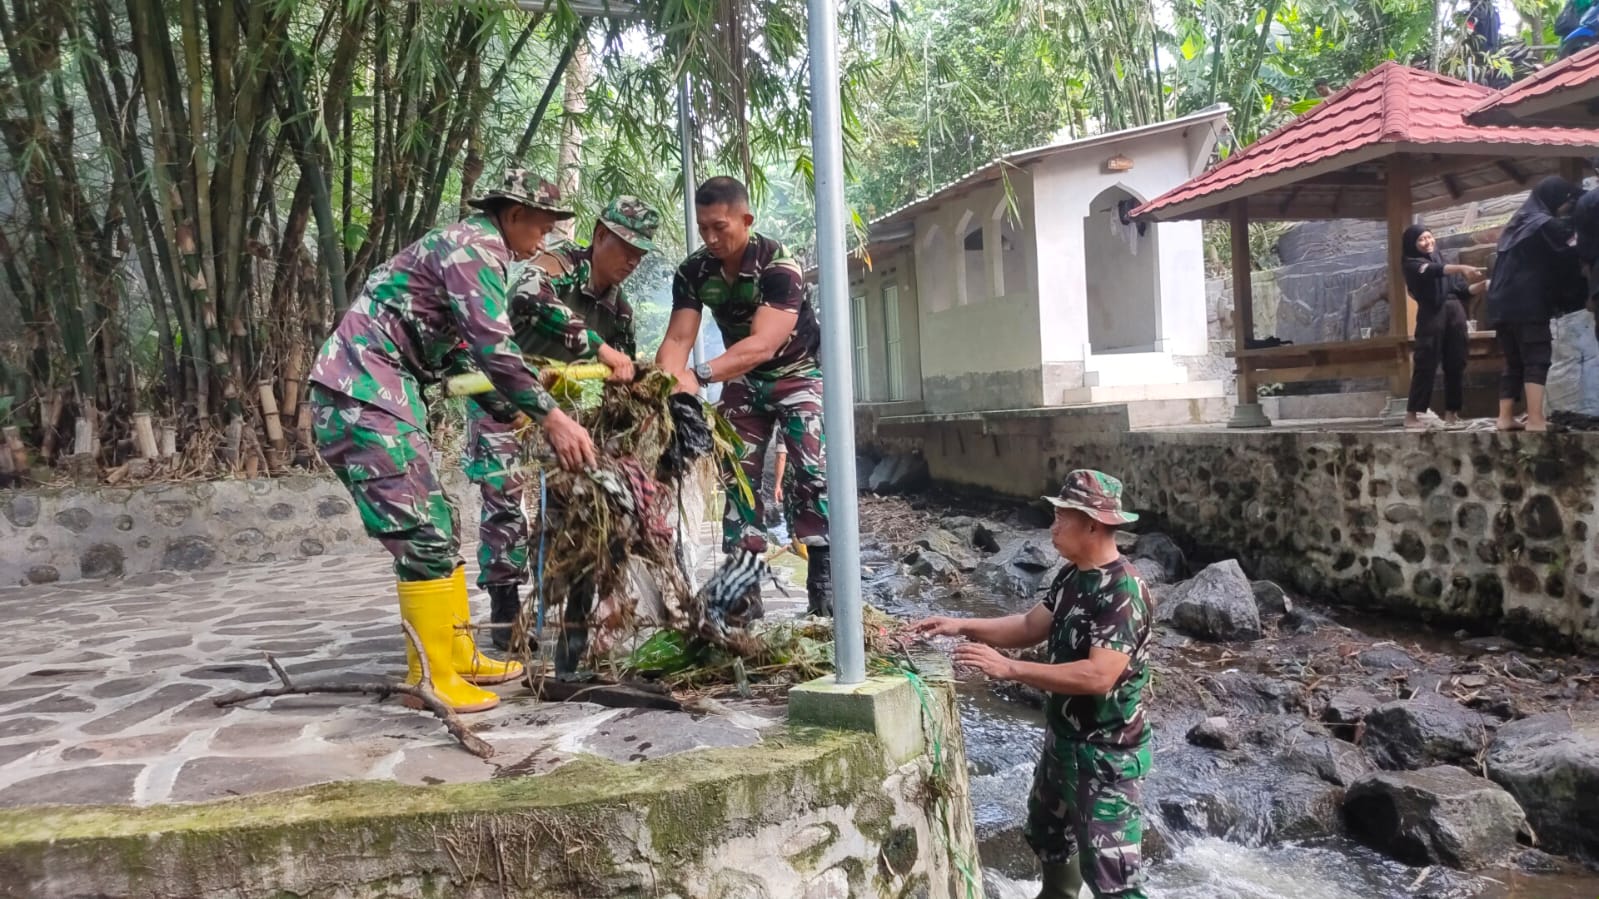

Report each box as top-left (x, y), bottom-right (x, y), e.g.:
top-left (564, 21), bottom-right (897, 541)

top-left (467, 167), bottom-right (576, 220)
top-left (597, 196), bottom-right (661, 252)
top-left (1044, 469), bottom-right (1139, 525)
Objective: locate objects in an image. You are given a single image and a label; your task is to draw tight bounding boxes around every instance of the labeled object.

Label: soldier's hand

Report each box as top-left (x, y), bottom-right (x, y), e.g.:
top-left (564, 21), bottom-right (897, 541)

top-left (597, 344), bottom-right (636, 383)
top-left (543, 408), bottom-right (598, 471)
top-left (908, 616), bottom-right (966, 638)
top-left (671, 368), bottom-right (700, 395)
top-left (953, 643), bottom-right (1014, 680)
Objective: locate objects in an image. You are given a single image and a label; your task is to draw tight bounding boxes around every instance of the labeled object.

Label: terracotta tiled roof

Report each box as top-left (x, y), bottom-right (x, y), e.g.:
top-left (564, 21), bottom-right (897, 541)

top-left (1135, 62), bottom-right (1599, 222)
top-left (1468, 44), bottom-right (1599, 126)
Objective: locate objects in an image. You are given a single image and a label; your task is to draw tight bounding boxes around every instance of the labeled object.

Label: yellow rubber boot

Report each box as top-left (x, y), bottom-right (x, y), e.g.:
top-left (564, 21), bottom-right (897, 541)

top-left (397, 577), bottom-right (500, 714)
top-left (447, 567), bottom-right (524, 686)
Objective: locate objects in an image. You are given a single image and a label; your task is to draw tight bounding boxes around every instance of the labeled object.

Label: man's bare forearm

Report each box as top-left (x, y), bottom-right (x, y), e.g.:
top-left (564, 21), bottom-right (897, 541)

top-left (960, 614), bottom-right (1041, 650)
top-left (1006, 659), bottom-right (1120, 697)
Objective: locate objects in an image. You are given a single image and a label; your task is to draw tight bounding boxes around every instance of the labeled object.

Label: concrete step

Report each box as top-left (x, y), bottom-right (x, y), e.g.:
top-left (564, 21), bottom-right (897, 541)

top-left (1059, 380), bottom-right (1226, 405)
top-left (1082, 351), bottom-right (1188, 387)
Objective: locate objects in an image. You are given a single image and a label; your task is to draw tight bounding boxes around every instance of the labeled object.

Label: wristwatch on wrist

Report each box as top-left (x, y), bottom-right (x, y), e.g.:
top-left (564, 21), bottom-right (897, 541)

top-left (693, 361), bottom-right (714, 383)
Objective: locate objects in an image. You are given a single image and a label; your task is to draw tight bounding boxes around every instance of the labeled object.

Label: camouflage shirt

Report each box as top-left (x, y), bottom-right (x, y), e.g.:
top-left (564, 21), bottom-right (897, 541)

top-left (511, 239), bottom-right (637, 361)
top-left (309, 214), bottom-right (557, 427)
top-left (1041, 557), bottom-right (1154, 749)
top-left (672, 232), bottom-right (819, 379)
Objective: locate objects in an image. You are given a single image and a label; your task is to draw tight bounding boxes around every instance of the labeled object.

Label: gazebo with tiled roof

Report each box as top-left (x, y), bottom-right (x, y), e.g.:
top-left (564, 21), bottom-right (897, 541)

top-left (1134, 61), bottom-right (1599, 428)
top-left (1468, 43), bottom-right (1599, 127)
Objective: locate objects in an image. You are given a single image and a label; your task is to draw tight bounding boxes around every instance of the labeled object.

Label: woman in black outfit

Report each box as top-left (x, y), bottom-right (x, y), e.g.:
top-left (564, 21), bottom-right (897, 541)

top-left (1402, 225), bottom-right (1486, 428)
top-left (1485, 176), bottom-right (1585, 432)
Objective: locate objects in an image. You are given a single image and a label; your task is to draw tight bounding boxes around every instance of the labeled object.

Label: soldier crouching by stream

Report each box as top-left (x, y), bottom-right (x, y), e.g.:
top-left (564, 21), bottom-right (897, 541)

top-left (913, 470), bottom-right (1154, 899)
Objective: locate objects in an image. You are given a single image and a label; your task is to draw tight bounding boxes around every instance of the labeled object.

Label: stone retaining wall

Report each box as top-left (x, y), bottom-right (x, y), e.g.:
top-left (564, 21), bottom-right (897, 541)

top-left (863, 416), bottom-right (1599, 649)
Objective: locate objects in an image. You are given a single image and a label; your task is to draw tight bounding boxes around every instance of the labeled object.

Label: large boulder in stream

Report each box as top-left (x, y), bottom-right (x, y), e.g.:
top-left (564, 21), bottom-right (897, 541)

top-left (1130, 532), bottom-right (1186, 581)
top-left (1344, 766), bottom-right (1528, 870)
top-left (909, 527), bottom-right (980, 571)
top-left (968, 536), bottom-right (1063, 601)
top-left (1363, 692), bottom-right (1489, 771)
top-left (1160, 560), bottom-right (1262, 642)
top-left (1485, 711), bottom-right (1599, 863)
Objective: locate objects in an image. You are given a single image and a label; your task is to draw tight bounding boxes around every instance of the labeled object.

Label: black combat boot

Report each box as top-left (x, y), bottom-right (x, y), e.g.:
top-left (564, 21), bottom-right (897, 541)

top-left (1035, 855), bottom-right (1083, 899)
top-left (554, 577), bottom-right (595, 681)
top-left (806, 545), bottom-right (834, 618)
top-left (486, 583), bottom-right (523, 653)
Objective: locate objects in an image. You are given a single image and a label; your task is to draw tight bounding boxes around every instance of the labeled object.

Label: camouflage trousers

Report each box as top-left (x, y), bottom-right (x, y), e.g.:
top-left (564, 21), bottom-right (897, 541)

top-left (719, 373), bottom-right (828, 552)
top-left (1024, 731), bottom-right (1151, 898)
top-left (463, 409), bottom-right (530, 588)
top-left (309, 385), bottom-right (461, 582)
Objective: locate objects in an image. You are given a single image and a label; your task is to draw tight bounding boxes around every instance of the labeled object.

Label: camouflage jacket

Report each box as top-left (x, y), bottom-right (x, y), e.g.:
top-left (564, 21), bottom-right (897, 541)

top-left (511, 239), bottom-right (638, 361)
top-left (309, 214), bottom-right (557, 428)
top-left (1040, 557), bottom-right (1154, 749)
top-left (671, 232), bottom-right (819, 379)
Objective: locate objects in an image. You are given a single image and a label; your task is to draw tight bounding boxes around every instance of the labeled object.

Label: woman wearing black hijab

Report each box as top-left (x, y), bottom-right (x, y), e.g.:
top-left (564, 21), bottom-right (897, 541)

top-left (1485, 176), bottom-right (1585, 431)
top-left (1402, 224), bottom-right (1486, 428)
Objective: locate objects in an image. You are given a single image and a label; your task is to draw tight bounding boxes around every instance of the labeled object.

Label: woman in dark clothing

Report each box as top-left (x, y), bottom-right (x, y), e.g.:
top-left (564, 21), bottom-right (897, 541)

top-left (1402, 225), bottom-right (1486, 428)
top-left (1485, 176), bottom-right (1585, 431)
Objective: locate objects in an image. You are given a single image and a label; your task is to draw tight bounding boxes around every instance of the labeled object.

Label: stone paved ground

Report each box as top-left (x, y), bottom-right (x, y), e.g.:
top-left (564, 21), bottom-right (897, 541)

top-left (0, 525), bottom-right (808, 808)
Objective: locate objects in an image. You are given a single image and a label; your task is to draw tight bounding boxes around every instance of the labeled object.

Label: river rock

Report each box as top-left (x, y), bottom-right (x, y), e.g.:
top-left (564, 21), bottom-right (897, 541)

top-left (1250, 580), bottom-right (1292, 616)
top-left (1344, 766), bottom-right (1528, 870)
top-left (1322, 688), bottom-right (1382, 740)
top-left (911, 528), bottom-right (979, 572)
top-left (1187, 717), bottom-right (1239, 751)
top-left (1485, 711), bottom-right (1599, 863)
top-left (1358, 646), bottom-right (1419, 672)
top-left (1128, 556), bottom-right (1171, 587)
top-left (1201, 670), bottom-right (1307, 716)
top-left (1364, 692), bottom-right (1488, 771)
top-left (1131, 533), bottom-right (1186, 580)
top-left (1161, 560), bottom-right (1263, 643)
top-left (968, 537), bottom-right (1063, 600)
top-left (904, 549), bottom-right (960, 582)
top-left (1280, 728), bottom-right (1377, 787)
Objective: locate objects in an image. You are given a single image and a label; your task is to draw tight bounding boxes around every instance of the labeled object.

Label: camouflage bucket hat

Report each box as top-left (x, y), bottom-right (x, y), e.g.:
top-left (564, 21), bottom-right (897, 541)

top-left (1044, 469), bottom-right (1139, 526)
top-left (597, 196), bottom-right (661, 252)
top-left (467, 167), bottom-right (576, 220)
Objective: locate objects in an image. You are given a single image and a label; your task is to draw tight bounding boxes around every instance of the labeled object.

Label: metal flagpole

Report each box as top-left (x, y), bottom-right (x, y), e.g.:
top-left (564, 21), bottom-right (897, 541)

top-left (678, 71), bottom-right (704, 371)
top-left (806, 0), bottom-right (865, 684)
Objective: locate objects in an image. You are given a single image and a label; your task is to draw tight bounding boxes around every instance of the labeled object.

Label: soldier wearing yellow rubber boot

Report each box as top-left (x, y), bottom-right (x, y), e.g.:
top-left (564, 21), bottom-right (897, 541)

top-left (307, 168), bottom-right (598, 713)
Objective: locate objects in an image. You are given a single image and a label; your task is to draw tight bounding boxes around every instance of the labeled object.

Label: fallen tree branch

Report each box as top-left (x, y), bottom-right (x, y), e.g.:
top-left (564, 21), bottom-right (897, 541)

top-left (213, 642), bottom-right (495, 759)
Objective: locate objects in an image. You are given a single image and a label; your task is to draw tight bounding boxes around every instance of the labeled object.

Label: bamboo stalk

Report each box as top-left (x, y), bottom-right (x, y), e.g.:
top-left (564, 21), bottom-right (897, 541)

top-left (296, 403), bottom-right (313, 456)
top-left (224, 418), bottom-right (242, 468)
top-left (40, 389), bottom-right (65, 460)
top-left (133, 412), bottom-right (159, 460)
top-left (160, 424), bottom-right (177, 459)
top-left (3, 425), bottom-right (24, 472)
top-left (258, 379), bottom-right (285, 449)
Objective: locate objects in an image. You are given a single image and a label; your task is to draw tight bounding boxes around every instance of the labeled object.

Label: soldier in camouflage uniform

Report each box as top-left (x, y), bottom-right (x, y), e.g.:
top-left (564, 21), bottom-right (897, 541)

top-left (464, 197), bottom-right (659, 676)
top-left (308, 168), bottom-right (598, 715)
top-left (653, 176), bottom-right (834, 616)
top-left (913, 470), bottom-right (1153, 899)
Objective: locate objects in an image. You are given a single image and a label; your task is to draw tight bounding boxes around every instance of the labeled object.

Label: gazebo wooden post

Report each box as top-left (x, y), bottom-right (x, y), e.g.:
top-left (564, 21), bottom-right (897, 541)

top-left (1383, 154), bottom-right (1415, 419)
top-left (1227, 201), bottom-right (1270, 428)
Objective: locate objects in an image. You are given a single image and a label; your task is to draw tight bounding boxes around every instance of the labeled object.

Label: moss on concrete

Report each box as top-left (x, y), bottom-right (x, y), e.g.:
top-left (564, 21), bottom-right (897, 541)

top-left (0, 726), bottom-right (891, 899)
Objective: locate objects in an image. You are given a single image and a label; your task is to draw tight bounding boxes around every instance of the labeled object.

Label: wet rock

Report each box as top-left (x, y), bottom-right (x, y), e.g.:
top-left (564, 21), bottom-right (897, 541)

top-left (1358, 646), bottom-right (1418, 671)
top-left (1344, 766), bottom-right (1528, 870)
top-left (1267, 774), bottom-right (1347, 842)
top-left (1187, 717), bottom-right (1239, 751)
top-left (1485, 711), bottom-right (1599, 863)
top-left (1131, 533), bottom-right (1186, 581)
top-left (911, 528), bottom-right (979, 572)
top-left (1113, 530), bottom-right (1138, 552)
top-left (904, 549), bottom-right (959, 582)
top-left (1364, 692), bottom-right (1488, 771)
top-left (1280, 730), bottom-right (1377, 787)
top-left (968, 537), bottom-right (1063, 601)
top-left (1127, 556), bottom-right (1170, 587)
top-left (1200, 670), bottom-right (1306, 716)
top-left (1161, 560), bottom-right (1262, 643)
top-left (1322, 688), bottom-right (1381, 738)
top-left (1460, 635), bottom-right (1519, 657)
top-left (1250, 580), bottom-right (1292, 616)
top-left (1279, 607), bottom-right (1327, 635)
top-left (868, 453), bottom-right (930, 495)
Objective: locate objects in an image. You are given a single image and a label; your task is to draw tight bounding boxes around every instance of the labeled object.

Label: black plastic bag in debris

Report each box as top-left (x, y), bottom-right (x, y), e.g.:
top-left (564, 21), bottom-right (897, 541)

top-left (658, 394), bottom-right (714, 481)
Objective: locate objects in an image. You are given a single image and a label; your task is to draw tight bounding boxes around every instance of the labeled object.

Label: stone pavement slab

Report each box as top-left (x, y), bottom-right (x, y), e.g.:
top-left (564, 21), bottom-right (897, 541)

top-left (0, 532), bottom-right (801, 809)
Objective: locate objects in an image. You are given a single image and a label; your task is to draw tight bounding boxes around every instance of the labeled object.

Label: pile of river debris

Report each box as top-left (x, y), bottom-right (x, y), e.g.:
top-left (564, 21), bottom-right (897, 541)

top-left (857, 492), bottom-right (1599, 887)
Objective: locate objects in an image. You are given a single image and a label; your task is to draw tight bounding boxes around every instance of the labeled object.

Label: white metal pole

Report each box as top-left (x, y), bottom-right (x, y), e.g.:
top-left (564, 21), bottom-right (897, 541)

top-left (807, 0), bottom-right (865, 685)
top-left (678, 71), bottom-right (705, 371)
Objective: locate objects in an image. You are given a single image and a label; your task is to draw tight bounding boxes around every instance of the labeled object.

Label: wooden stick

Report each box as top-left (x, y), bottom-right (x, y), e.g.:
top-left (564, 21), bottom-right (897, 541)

top-left (214, 648), bottom-right (494, 759)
